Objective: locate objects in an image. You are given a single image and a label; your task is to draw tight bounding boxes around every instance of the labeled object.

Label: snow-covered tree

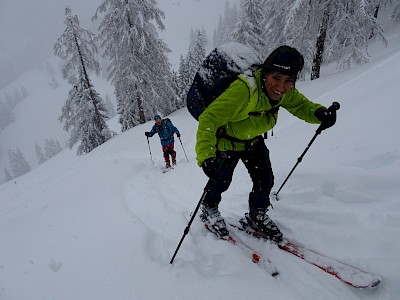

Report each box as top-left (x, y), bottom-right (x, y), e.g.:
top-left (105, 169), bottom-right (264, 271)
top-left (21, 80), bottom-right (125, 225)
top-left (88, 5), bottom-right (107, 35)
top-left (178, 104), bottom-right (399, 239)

top-left (93, 0), bottom-right (175, 131)
top-left (214, 16), bottom-right (224, 48)
top-left (191, 30), bottom-right (207, 72)
top-left (0, 100), bottom-right (15, 130)
top-left (213, 2), bottom-right (239, 48)
top-left (176, 29), bottom-right (207, 105)
top-left (8, 148), bottom-right (31, 178)
top-left (103, 94), bottom-right (116, 120)
top-left (54, 6), bottom-right (100, 83)
top-left (392, 2), bottom-right (400, 22)
top-left (263, 0), bottom-right (387, 80)
top-left (232, 0), bottom-right (267, 58)
top-left (3, 87), bottom-right (25, 112)
top-left (55, 7), bottom-right (111, 154)
top-left (367, 0), bottom-right (392, 18)
top-left (201, 26), bottom-right (209, 51)
top-left (326, 1), bottom-right (387, 72)
top-left (177, 55), bottom-right (190, 102)
top-left (60, 70), bottom-right (112, 155)
top-left (170, 70), bottom-right (182, 109)
top-left (3, 168), bottom-right (13, 182)
top-left (35, 143), bottom-right (48, 164)
top-left (44, 138), bottom-right (63, 159)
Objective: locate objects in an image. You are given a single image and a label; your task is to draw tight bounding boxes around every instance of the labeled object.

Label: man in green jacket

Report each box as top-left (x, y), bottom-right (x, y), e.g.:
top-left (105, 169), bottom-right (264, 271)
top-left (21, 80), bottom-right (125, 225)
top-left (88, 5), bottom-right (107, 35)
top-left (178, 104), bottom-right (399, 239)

top-left (196, 46), bottom-right (336, 241)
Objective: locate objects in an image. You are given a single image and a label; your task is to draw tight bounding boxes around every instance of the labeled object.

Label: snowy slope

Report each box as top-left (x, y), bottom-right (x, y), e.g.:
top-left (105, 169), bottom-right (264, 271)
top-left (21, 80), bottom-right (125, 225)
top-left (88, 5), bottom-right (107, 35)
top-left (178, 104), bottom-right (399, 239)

top-left (0, 58), bottom-right (115, 181)
top-left (1, 27), bottom-right (400, 300)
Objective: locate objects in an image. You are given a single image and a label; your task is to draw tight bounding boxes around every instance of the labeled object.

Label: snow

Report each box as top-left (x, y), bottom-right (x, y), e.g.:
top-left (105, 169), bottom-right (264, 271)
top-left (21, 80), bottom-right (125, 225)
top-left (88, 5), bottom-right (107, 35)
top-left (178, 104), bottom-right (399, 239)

top-left (198, 42), bottom-right (261, 89)
top-left (1, 23), bottom-right (400, 300)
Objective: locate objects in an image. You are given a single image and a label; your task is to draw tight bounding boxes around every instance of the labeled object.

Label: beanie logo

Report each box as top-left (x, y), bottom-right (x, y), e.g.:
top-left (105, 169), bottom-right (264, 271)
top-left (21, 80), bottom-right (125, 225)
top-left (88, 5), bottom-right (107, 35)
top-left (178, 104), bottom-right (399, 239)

top-left (273, 63), bottom-right (291, 70)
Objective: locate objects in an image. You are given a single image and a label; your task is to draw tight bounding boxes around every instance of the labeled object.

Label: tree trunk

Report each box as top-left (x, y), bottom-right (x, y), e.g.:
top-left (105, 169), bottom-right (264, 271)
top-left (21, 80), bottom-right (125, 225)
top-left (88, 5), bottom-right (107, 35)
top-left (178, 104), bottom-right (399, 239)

top-left (374, 5), bottom-right (380, 18)
top-left (137, 94), bottom-right (146, 124)
top-left (369, 5), bottom-right (380, 39)
top-left (74, 35), bottom-right (106, 141)
top-left (311, 2), bottom-right (331, 80)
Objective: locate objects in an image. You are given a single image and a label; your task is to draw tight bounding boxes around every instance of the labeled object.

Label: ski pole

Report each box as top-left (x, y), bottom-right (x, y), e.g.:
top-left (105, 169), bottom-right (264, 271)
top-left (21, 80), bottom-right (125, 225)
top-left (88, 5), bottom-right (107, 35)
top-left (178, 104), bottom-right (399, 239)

top-left (178, 136), bottom-right (189, 163)
top-left (273, 102), bottom-right (340, 200)
top-left (146, 136), bottom-right (154, 164)
top-left (170, 189), bottom-right (208, 264)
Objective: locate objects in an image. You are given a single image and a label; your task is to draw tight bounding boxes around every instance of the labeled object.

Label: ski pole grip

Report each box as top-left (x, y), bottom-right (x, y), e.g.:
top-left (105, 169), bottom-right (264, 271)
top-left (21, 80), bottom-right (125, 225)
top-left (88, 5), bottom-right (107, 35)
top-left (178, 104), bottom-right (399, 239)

top-left (315, 102), bottom-right (340, 135)
top-left (329, 101), bottom-right (340, 111)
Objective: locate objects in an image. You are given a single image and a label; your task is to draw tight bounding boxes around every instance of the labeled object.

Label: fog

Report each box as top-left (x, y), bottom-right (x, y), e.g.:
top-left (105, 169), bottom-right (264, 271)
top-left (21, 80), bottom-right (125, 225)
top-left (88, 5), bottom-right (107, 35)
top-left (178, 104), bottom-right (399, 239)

top-left (0, 0), bottom-right (238, 89)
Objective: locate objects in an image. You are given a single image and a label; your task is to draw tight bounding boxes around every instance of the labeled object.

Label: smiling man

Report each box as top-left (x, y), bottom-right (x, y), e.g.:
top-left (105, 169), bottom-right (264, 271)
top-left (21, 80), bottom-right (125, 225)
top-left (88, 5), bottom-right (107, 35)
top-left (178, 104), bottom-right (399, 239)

top-left (196, 45), bottom-right (337, 240)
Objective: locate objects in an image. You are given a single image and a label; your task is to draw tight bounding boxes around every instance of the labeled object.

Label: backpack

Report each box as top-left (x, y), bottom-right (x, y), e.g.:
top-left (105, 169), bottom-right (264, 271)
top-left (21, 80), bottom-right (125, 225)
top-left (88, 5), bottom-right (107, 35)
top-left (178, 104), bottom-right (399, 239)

top-left (156, 118), bottom-right (171, 132)
top-left (186, 42), bottom-right (262, 120)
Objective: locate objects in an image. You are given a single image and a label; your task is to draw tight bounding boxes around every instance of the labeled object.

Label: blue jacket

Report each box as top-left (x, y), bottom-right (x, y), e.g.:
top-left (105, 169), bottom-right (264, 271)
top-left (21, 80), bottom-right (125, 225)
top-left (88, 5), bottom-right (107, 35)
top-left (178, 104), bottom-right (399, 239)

top-left (148, 118), bottom-right (180, 146)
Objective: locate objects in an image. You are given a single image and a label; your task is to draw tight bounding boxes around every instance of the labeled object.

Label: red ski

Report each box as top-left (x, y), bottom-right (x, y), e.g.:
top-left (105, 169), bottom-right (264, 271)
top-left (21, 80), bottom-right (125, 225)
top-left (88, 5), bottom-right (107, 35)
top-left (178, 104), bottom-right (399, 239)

top-left (204, 223), bottom-right (279, 277)
top-left (228, 219), bottom-right (381, 289)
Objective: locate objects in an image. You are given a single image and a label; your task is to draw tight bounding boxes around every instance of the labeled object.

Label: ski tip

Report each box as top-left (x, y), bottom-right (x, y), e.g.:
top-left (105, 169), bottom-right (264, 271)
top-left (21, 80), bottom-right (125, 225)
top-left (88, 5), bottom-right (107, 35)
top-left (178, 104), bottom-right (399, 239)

top-left (252, 253), bottom-right (260, 263)
top-left (271, 270), bottom-right (279, 277)
top-left (351, 279), bottom-right (381, 289)
top-left (368, 278), bottom-right (381, 289)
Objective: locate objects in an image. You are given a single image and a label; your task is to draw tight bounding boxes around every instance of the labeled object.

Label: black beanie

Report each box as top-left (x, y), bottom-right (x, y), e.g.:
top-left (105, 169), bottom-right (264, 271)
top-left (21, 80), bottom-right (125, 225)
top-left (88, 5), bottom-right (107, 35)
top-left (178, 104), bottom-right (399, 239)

top-left (262, 46), bottom-right (304, 78)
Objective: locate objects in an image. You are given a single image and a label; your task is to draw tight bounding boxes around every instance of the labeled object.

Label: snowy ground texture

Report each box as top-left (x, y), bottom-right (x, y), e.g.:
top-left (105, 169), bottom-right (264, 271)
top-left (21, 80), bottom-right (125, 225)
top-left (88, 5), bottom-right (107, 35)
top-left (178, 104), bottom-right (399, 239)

top-left (1, 28), bottom-right (400, 300)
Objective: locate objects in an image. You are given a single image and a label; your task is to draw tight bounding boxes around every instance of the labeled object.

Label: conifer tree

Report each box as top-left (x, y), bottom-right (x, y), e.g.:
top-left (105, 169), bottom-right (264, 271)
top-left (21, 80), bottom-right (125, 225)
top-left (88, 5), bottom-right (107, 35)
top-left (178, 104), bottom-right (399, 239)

top-left (3, 168), bottom-right (13, 182)
top-left (177, 55), bottom-right (190, 102)
top-left (60, 70), bottom-right (111, 155)
top-left (103, 95), bottom-right (116, 120)
top-left (94, 0), bottom-right (175, 131)
top-left (263, 0), bottom-right (386, 80)
top-left (192, 30), bottom-right (207, 69)
top-left (0, 100), bottom-right (15, 130)
top-left (54, 7), bottom-right (100, 83)
top-left (177, 29), bottom-right (207, 105)
top-left (44, 138), bottom-right (63, 159)
top-left (55, 7), bottom-right (111, 154)
top-left (8, 148), bottom-right (31, 178)
top-left (391, 2), bottom-right (400, 22)
top-left (232, 0), bottom-right (266, 57)
top-left (35, 143), bottom-right (47, 164)
top-left (213, 2), bottom-right (239, 47)
top-left (170, 70), bottom-right (182, 109)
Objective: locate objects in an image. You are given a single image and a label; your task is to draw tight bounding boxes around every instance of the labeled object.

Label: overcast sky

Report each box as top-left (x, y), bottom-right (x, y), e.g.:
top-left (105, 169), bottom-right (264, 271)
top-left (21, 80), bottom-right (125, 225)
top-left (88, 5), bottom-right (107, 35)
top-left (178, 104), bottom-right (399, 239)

top-left (0, 0), bottom-right (239, 88)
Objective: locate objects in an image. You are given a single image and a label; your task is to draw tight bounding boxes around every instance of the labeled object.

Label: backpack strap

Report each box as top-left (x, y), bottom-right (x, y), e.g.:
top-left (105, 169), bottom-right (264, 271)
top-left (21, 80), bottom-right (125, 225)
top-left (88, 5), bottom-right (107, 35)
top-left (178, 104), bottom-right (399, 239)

top-left (216, 126), bottom-right (263, 150)
top-left (248, 105), bottom-right (280, 116)
top-left (162, 118), bottom-right (171, 131)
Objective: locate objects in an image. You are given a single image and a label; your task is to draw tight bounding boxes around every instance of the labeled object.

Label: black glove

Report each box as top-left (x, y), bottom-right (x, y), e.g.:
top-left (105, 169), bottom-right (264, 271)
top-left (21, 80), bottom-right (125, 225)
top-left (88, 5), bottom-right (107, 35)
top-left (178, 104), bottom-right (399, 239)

top-left (177, 133), bottom-right (181, 138)
top-left (315, 107), bottom-right (336, 130)
top-left (202, 158), bottom-right (219, 180)
top-left (145, 132), bottom-right (150, 137)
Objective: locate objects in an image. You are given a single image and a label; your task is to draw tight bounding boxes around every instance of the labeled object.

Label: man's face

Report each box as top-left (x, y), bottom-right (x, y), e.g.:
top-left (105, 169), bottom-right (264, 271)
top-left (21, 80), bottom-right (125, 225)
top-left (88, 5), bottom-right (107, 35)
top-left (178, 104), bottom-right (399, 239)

top-left (155, 117), bottom-right (162, 125)
top-left (264, 72), bottom-right (295, 101)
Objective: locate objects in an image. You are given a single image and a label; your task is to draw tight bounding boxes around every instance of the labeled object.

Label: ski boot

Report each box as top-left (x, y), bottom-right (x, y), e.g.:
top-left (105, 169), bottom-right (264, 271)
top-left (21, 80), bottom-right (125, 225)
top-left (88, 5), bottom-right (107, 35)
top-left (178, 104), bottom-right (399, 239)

top-left (245, 208), bottom-right (283, 243)
top-left (200, 204), bottom-right (229, 237)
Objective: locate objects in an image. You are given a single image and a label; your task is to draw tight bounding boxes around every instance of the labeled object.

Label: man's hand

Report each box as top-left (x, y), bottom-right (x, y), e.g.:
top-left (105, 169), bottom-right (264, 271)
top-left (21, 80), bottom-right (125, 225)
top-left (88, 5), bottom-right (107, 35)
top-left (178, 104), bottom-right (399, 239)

top-left (145, 132), bottom-right (150, 137)
top-left (315, 107), bottom-right (336, 130)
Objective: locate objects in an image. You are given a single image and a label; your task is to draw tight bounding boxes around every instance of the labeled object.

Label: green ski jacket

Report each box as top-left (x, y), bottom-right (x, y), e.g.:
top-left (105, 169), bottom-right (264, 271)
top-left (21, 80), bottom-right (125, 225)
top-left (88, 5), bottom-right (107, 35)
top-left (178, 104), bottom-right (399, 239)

top-left (195, 70), bottom-right (325, 166)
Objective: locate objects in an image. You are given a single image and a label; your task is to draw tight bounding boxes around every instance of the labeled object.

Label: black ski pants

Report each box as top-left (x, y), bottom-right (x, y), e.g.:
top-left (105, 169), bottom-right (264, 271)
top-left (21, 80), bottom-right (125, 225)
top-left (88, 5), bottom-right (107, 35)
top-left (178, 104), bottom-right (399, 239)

top-left (203, 137), bottom-right (274, 210)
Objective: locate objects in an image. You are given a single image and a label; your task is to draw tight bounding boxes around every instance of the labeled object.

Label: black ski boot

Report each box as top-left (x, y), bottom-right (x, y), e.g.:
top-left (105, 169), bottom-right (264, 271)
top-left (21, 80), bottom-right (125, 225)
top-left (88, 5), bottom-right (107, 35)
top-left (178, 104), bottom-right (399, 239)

top-left (246, 208), bottom-right (283, 243)
top-left (200, 204), bottom-right (229, 237)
